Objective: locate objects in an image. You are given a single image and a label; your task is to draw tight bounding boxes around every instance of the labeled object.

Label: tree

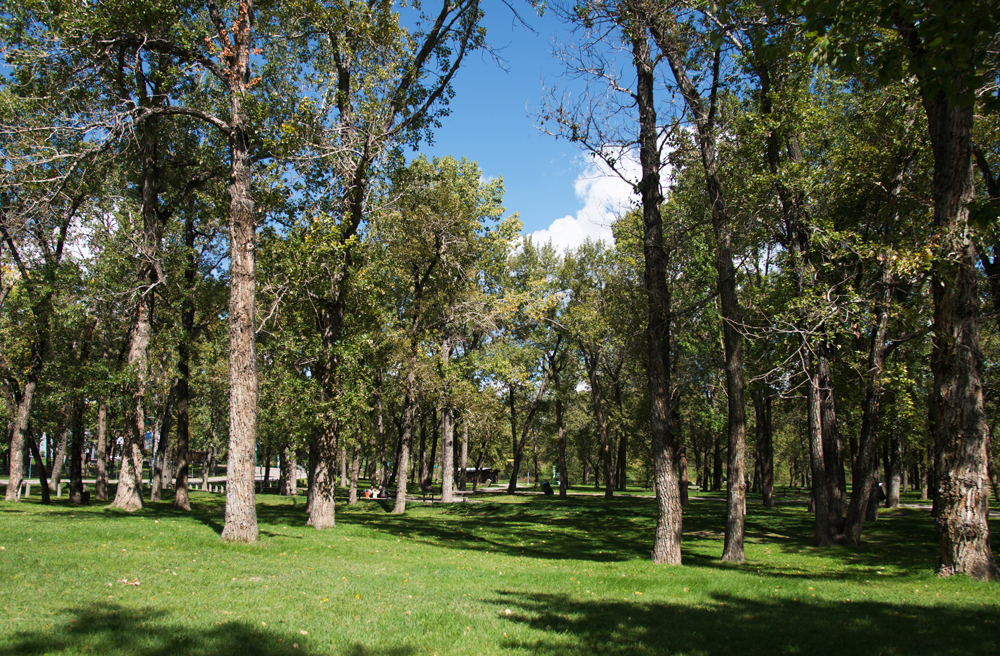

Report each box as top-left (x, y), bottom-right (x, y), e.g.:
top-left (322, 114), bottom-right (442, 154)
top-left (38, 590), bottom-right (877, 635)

top-left (799, 0), bottom-right (1000, 580)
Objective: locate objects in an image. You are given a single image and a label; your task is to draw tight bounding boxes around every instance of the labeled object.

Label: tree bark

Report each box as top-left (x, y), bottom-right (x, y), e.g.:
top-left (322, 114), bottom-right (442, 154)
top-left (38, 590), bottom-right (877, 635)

top-left (348, 440), bottom-right (361, 505)
top-left (630, 13), bottom-right (682, 564)
top-left (218, 0), bottom-right (260, 544)
top-left (459, 420), bottom-right (469, 491)
top-left (27, 431), bottom-right (50, 505)
top-left (151, 382), bottom-right (177, 502)
top-left (95, 400), bottom-right (109, 501)
top-left (923, 96), bottom-right (998, 580)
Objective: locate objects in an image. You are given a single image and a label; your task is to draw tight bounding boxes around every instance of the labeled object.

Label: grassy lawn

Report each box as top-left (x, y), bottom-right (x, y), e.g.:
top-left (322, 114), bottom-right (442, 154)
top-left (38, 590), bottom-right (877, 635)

top-left (1, 485), bottom-right (997, 656)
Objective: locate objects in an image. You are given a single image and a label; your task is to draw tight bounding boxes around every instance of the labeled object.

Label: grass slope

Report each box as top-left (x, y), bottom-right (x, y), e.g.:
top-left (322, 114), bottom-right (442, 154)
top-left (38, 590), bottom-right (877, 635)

top-left (0, 486), bottom-right (997, 655)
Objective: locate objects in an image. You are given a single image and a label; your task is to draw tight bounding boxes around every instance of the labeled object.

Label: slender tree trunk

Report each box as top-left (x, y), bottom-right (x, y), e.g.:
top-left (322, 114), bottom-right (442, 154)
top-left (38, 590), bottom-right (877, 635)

top-left (339, 446), bottom-right (348, 488)
top-left (582, 346), bottom-right (613, 499)
top-left (348, 440), bottom-right (361, 505)
top-left (392, 370), bottom-right (418, 514)
top-left (886, 420), bottom-right (903, 508)
top-left (95, 400), bottom-right (109, 501)
top-left (506, 358), bottom-right (555, 495)
top-left (556, 396), bottom-right (568, 498)
top-left (460, 421), bottom-right (469, 491)
top-left (819, 348), bottom-right (846, 535)
top-left (69, 401), bottom-right (87, 504)
top-left (754, 390), bottom-right (774, 508)
top-left (808, 368), bottom-right (835, 545)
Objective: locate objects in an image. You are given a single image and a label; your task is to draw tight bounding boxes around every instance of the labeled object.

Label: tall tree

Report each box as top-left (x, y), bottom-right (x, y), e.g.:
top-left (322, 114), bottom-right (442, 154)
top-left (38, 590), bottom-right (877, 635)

top-left (801, 0), bottom-right (1000, 580)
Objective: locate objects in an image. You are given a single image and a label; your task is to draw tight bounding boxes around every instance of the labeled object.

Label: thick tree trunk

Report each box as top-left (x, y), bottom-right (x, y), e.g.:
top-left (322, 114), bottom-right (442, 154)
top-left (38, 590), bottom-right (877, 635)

top-left (631, 16), bottom-right (681, 565)
top-left (922, 95), bottom-right (998, 579)
top-left (218, 0), bottom-right (259, 544)
top-left (392, 371), bottom-right (418, 514)
top-left (441, 405), bottom-right (455, 502)
top-left (308, 423), bottom-right (336, 528)
top-left (27, 431), bottom-right (50, 505)
top-left (49, 409), bottom-right (70, 494)
top-left (281, 447), bottom-right (298, 497)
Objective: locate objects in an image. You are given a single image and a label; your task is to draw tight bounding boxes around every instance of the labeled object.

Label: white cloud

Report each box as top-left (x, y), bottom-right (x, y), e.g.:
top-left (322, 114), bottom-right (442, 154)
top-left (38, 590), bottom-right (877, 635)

top-left (528, 152), bottom-right (640, 253)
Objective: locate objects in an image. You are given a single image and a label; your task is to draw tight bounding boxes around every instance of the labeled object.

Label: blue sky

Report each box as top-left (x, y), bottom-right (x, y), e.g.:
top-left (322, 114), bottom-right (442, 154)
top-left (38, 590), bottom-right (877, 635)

top-left (418, 5), bottom-right (638, 250)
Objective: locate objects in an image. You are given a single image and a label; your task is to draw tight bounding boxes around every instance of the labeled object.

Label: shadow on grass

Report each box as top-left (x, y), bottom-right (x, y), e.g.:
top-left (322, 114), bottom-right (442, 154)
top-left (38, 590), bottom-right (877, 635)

top-left (3, 601), bottom-right (419, 656)
top-left (489, 589), bottom-right (999, 656)
top-left (3, 602), bottom-right (316, 656)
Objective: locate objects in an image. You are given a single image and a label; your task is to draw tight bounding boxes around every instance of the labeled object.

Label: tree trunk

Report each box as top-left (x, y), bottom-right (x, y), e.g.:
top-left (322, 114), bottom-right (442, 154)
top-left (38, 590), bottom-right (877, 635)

top-left (845, 264), bottom-right (892, 544)
top-left (460, 421), bottom-right (469, 492)
top-left (582, 345), bottom-right (613, 499)
top-left (808, 368), bottom-right (835, 545)
top-left (556, 396), bottom-right (568, 498)
top-left (281, 446), bottom-right (298, 497)
top-left (219, 0), bottom-right (259, 544)
top-left (307, 423), bottom-right (336, 528)
top-left (27, 431), bottom-right (50, 505)
top-left (441, 405), bottom-right (455, 502)
top-left (173, 209), bottom-right (198, 511)
top-left (112, 72), bottom-right (165, 514)
top-left (392, 370), bottom-right (418, 514)
top-left (651, 17), bottom-right (745, 565)
top-left (151, 382), bottom-right (177, 503)
top-left (49, 407), bottom-right (71, 494)
top-left (631, 13), bottom-right (682, 565)
top-left (69, 401), bottom-right (87, 504)
top-left (753, 389), bottom-right (774, 507)
top-left (886, 421), bottom-right (903, 508)
top-left (95, 400), bottom-right (109, 501)
top-left (818, 348), bottom-right (846, 535)
top-left (506, 359), bottom-right (555, 495)
top-left (922, 95), bottom-right (998, 579)
top-left (348, 440), bottom-right (361, 505)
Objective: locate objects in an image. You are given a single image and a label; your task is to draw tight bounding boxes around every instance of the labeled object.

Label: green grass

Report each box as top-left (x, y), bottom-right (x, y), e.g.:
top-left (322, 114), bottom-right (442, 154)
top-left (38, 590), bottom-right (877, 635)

top-left (1, 486), bottom-right (997, 656)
